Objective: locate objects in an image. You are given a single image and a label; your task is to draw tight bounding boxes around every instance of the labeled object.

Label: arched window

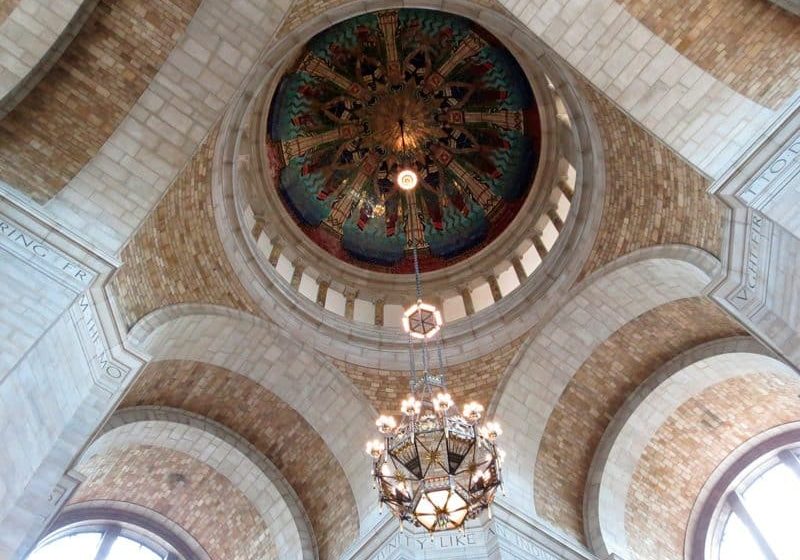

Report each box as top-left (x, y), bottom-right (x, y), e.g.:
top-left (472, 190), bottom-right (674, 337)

top-left (709, 447), bottom-right (800, 560)
top-left (28, 524), bottom-right (180, 560)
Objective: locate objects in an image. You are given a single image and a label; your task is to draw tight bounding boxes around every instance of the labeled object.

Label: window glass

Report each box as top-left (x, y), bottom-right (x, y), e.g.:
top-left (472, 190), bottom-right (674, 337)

top-left (718, 512), bottom-right (766, 560)
top-left (27, 531), bottom-right (166, 560)
top-left (741, 462), bottom-right (800, 560)
top-left (28, 532), bottom-right (102, 560)
top-left (107, 535), bottom-right (163, 560)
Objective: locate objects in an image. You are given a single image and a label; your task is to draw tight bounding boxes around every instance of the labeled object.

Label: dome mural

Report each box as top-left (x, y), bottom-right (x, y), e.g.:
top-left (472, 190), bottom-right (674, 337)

top-left (267, 8), bottom-right (541, 272)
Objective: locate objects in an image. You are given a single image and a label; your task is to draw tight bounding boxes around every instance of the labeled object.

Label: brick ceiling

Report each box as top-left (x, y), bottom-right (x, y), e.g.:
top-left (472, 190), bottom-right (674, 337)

top-left (3, 1), bottom-right (798, 559)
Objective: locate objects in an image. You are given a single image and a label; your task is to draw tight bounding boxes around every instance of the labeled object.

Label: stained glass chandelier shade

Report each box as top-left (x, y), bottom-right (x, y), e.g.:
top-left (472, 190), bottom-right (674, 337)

top-left (368, 390), bottom-right (504, 532)
top-left (267, 8), bottom-right (540, 272)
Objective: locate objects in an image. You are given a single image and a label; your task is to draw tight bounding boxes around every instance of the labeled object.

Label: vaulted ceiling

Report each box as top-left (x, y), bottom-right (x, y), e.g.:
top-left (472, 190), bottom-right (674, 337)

top-left (1, 1), bottom-right (798, 560)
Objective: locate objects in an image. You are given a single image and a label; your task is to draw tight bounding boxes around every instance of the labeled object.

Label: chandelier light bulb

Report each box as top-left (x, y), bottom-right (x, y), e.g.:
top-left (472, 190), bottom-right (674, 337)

top-left (375, 415), bottom-right (397, 434)
top-left (463, 402), bottom-right (484, 422)
top-left (481, 421), bottom-right (502, 442)
top-left (365, 439), bottom-right (385, 459)
top-left (397, 168), bottom-right (418, 190)
top-left (432, 392), bottom-right (453, 413)
top-left (401, 397), bottom-right (421, 416)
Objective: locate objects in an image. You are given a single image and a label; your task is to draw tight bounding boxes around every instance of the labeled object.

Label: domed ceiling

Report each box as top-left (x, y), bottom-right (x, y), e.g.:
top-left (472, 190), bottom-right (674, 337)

top-left (267, 9), bottom-right (541, 273)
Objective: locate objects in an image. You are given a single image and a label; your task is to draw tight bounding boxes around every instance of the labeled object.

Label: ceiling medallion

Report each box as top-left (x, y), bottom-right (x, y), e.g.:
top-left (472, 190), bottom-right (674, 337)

top-left (268, 9), bottom-right (539, 272)
top-left (366, 185), bottom-right (504, 533)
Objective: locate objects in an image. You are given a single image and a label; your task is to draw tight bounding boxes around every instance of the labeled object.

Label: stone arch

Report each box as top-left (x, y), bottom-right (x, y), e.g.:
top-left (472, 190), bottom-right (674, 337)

top-left (127, 303), bottom-right (377, 527)
top-left (685, 421), bottom-right (800, 560)
top-left (532, 295), bottom-right (745, 542)
top-left (584, 337), bottom-right (797, 559)
top-left (71, 444), bottom-right (276, 560)
top-left (80, 406), bottom-right (314, 560)
top-left (117, 360), bottom-right (361, 560)
top-left (0, 0), bottom-right (98, 118)
top-left (491, 245), bottom-right (719, 515)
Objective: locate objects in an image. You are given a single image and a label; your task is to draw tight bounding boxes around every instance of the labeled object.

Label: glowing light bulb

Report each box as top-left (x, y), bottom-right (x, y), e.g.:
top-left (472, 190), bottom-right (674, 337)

top-left (401, 397), bottom-right (421, 416)
top-left (366, 439), bottom-right (385, 459)
top-left (481, 421), bottom-right (502, 442)
top-left (397, 169), bottom-right (418, 190)
top-left (433, 393), bottom-right (453, 413)
top-left (375, 415), bottom-right (397, 434)
top-left (463, 402), bottom-right (484, 422)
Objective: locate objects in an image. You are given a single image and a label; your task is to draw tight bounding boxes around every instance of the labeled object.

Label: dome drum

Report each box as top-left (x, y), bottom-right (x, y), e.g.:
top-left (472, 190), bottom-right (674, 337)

top-left (215, 0), bottom-right (605, 366)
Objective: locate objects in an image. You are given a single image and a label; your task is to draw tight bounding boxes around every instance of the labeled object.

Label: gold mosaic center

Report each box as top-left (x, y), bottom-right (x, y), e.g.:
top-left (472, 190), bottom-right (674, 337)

top-left (366, 89), bottom-right (439, 154)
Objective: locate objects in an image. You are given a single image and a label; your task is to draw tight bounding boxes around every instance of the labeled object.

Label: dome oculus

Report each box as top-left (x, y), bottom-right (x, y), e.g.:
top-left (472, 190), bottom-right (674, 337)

top-left (267, 9), bottom-right (540, 273)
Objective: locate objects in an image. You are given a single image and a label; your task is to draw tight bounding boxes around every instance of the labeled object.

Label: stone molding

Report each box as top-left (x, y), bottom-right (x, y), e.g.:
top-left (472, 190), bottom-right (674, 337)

top-left (684, 421), bottom-right (800, 560)
top-left (124, 304), bottom-right (377, 527)
top-left (709, 97), bottom-right (800, 368)
top-left (770, 0), bottom-right (800, 16)
top-left (0, 191), bottom-right (145, 558)
top-left (499, 0), bottom-right (787, 178)
top-left (49, 500), bottom-right (213, 560)
top-left (43, 0), bottom-right (292, 255)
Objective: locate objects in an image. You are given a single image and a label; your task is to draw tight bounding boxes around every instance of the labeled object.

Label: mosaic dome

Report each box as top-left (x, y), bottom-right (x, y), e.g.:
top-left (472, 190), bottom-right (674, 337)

top-left (267, 9), bottom-right (541, 272)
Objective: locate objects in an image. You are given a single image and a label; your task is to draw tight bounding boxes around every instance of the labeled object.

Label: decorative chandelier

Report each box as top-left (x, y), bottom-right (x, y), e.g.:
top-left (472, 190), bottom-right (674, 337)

top-left (366, 165), bottom-right (504, 533)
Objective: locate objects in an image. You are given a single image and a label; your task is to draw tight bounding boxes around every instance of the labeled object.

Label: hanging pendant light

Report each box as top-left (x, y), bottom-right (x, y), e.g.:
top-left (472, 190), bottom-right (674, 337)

top-left (395, 118), bottom-right (419, 191)
top-left (365, 165), bottom-right (504, 532)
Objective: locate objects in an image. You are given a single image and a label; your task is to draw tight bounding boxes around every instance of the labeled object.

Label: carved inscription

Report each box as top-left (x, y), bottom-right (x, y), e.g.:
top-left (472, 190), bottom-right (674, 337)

top-left (372, 532), bottom-right (479, 559)
top-left (738, 135), bottom-right (800, 204)
top-left (0, 216), bottom-right (93, 287)
top-left (730, 212), bottom-right (772, 311)
top-left (490, 523), bottom-right (560, 560)
top-left (76, 295), bottom-right (128, 389)
top-left (369, 521), bottom-right (560, 559)
top-left (47, 484), bottom-right (67, 505)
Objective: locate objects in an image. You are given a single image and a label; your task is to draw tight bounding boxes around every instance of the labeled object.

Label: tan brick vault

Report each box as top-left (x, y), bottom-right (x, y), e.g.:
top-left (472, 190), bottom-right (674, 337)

top-left (625, 372), bottom-right (800, 560)
top-left (119, 360), bottom-right (358, 560)
top-left (0, 0), bottom-right (202, 201)
top-left (577, 80), bottom-right (723, 281)
top-left (533, 297), bottom-right (747, 543)
top-left (71, 445), bottom-right (276, 560)
top-left (332, 335), bottom-right (524, 416)
top-left (110, 123), bottom-right (258, 329)
top-left (620, 0), bottom-right (800, 109)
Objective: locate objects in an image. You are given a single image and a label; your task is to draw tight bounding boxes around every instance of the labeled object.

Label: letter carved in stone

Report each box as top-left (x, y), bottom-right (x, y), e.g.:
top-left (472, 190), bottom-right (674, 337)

top-left (729, 212), bottom-right (773, 314)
